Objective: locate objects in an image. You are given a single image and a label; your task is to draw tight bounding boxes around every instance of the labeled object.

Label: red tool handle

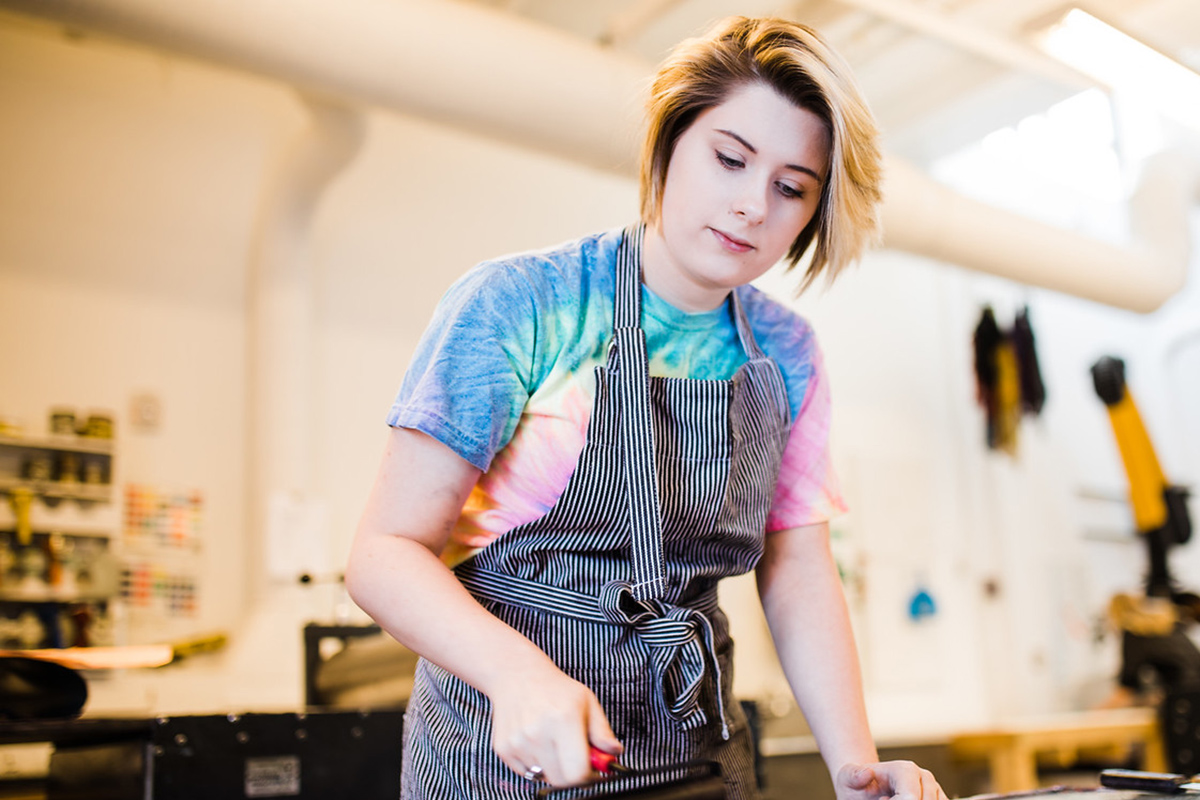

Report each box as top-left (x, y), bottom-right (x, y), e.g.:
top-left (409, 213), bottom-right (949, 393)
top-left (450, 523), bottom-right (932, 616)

top-left (589, 746), bottom-right (629, 775)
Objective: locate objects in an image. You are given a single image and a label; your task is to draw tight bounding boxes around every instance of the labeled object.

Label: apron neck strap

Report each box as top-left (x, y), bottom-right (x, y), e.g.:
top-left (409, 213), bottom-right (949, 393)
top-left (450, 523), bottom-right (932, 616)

top-left (608, 223), bottom-right (773, 601)
top-left (613, 223), bottom-right (644, 331)
top-left (730, 290), bottom-right (767, 361)
top-left (612, 224), bottom-right (666, 601)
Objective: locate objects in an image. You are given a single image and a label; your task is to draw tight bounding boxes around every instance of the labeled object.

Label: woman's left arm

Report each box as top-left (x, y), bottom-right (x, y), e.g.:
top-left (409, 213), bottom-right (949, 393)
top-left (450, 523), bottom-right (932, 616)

top-left (757, 522), bottom-right (947, 800)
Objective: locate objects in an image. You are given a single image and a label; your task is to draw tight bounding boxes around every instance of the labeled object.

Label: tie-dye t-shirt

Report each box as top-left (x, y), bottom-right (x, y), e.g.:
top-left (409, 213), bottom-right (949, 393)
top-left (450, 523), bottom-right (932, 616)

top-left (389, 228), bottom-right (846, 561)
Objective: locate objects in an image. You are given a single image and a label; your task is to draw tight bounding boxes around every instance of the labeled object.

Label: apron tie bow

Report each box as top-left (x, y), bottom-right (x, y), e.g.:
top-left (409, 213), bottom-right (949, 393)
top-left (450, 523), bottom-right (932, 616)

top-left (600, 581), bottom-right (730, 740)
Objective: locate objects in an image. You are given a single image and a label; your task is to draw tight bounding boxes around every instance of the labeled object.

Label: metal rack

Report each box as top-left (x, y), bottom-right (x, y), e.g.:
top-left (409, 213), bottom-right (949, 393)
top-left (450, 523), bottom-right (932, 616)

top-left (0, 433), bottom-right (118, 649)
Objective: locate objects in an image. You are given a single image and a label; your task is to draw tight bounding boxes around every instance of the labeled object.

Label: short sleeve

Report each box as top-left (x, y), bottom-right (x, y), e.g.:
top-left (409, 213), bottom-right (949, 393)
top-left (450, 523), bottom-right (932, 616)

top-left (387, 262), bottom-right (536, 472)
top-left (765, 342), bottom-right (849, 531)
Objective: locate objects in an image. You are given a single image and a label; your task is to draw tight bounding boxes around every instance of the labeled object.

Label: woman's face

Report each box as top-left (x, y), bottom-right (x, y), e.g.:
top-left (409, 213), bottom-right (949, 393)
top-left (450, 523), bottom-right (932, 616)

top-left (644, 81), bottom-right (831, 312)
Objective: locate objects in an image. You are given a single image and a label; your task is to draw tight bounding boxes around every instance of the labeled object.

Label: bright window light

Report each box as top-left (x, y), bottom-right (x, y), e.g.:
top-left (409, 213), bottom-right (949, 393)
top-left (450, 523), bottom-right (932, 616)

top-left (1035, 8), bottom-right (1200, 132)
top-left (932, 89), bottom-right (1127, 240)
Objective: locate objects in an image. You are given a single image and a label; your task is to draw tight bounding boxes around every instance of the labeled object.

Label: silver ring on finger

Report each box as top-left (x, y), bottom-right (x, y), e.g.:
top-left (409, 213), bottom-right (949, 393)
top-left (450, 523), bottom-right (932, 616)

top-left (523, 765), bottom-right (545, 782)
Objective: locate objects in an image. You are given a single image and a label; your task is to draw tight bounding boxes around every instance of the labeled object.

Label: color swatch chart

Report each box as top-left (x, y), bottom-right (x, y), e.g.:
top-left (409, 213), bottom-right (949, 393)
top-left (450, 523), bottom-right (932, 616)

top-left (119, 562), bottom-right (197, 616)
top-left (123, 484), bottom-right (203, 549)
top-left (120, 483), bottom-right (202, 619)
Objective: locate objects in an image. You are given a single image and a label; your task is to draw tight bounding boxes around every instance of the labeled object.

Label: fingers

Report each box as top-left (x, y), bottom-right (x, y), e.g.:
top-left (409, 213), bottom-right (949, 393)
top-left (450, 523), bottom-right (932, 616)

top-left (906, 764), bottom-right (945, 800)
top-left (549, 722), bottom-right (591, 786)
top-left (875, 761), bottom-right (947, 800)
top-left (837, 761), bottom-right (947, 800)
top-left (928, 768), bottom-right (950, 800)
top-left (913, 766), bottom-right (947, 800)
top-left (494, 719), bottom-right (589, 787)
top-left (886, 761), bottom-right (923, 800)
top-left (587, 694), bottom-right (624, 757)
top-left (837, 763), bottom-right (879, 792)
top-left (491, 675), bottom-right (620, 787)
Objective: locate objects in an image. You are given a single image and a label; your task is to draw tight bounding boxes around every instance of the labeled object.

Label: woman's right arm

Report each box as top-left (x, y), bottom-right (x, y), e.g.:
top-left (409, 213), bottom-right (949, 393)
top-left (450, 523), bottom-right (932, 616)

top-left (344, 426), bottom-right (620, 786)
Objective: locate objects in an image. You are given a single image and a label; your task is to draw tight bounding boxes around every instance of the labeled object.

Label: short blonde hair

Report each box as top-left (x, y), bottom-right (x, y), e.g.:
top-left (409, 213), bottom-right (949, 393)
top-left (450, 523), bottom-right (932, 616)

top-left (639, 17), bottom-right (883, 289)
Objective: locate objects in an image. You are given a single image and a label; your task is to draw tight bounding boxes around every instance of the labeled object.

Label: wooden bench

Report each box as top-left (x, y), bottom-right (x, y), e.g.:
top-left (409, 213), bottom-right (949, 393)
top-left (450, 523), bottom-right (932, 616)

top-left (950, 708), bottom-right (1166, 793)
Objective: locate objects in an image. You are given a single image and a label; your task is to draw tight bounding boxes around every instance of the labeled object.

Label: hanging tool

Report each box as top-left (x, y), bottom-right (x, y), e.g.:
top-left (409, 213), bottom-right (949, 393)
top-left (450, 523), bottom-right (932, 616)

top-left (1091, 356), bottom-right (1192, 597)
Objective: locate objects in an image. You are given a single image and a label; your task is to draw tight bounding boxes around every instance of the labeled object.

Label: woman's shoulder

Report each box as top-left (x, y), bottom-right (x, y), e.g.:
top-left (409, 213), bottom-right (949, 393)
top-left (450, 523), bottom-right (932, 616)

top-left (468, 228), bottom-right (622, 295)
top-left (735, 284), bottom-right (817, 356)
top-left (432, 229), bottom-right (621, 333)
top-left (736, 285), bottom-right (825, 424)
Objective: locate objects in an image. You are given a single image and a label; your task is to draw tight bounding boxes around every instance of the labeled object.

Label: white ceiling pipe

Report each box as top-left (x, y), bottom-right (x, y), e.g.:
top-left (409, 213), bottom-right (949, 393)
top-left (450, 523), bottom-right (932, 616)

top-left (0, 0), bottom-right (650, 174)
top-left (245, 95), bottom-right (364, 597)
top-left (602, 0), bottom-right (688, 47)
top-left (1, 0), bottom-right (1192, 311)
top-left (881, 153), bottom-right (1194, 312)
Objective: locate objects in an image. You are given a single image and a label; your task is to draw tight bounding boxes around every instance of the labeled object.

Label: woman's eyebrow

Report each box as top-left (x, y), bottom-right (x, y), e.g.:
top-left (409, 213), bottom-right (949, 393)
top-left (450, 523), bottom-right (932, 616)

top-left (716, 128), bottom-right (758, 154)
top-left (715, 128), bottom-right (822, 182)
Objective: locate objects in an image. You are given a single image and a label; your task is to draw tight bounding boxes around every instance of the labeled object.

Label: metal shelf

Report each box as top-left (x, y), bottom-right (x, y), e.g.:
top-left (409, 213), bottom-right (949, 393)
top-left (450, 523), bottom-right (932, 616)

top-left (0, 587), bottom-right (116, 603)
top-left (0, 431), bottom-right (119, 650)
top-left (0, 477), bottom-right (112, 503)
top-left (0, 434), bottom-right (113, 457)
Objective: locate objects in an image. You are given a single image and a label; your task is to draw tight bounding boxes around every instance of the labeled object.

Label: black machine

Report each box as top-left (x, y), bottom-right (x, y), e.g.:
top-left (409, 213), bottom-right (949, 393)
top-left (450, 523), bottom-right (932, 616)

top-left (41, 710), bottom-right (404, 800)
top-left (1092, 356), bottom-right (1198, 773)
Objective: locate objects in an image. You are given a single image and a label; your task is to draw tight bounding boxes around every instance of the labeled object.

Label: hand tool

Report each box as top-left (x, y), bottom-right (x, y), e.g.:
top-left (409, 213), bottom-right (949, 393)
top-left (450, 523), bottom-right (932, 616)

top-left (590, 745), bottom-right (633, 775)
top-left (535, 757), bottom-right (723, 799)
top-left (1100, 768), bottom-right (1196, 793)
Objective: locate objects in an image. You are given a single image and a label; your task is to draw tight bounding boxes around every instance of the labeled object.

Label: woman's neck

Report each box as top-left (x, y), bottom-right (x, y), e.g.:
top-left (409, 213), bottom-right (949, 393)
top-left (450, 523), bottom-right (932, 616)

top-left (640, 223), bottom-right (731, 313)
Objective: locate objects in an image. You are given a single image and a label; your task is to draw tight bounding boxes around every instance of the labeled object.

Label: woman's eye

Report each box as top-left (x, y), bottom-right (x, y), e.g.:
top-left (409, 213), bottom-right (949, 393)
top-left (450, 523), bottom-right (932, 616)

top-left (716, 152), bottom-right (744, 169)
top-left (777, 182), bottom-right (803, 199)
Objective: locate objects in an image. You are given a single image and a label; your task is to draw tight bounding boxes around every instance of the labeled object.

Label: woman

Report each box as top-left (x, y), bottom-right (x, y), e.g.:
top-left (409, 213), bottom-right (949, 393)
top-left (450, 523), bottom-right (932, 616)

top-left (347, 16), bottom-right (946, 800)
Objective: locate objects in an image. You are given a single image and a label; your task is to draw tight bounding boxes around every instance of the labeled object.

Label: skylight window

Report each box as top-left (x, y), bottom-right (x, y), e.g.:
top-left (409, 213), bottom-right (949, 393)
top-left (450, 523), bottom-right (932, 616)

top-left (1035, 8), bottom-right (1200, 134)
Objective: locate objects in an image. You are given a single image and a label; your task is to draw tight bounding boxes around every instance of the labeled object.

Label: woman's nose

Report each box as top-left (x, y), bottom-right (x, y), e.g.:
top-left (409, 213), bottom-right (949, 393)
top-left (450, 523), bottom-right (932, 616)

top-left (731, 180), bottom-right (767, 223)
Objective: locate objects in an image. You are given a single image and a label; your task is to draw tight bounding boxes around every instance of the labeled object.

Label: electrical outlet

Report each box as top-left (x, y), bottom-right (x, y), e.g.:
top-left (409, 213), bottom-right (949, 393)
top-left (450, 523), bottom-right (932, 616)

top-left (130, 392), bottom-right (162, 432)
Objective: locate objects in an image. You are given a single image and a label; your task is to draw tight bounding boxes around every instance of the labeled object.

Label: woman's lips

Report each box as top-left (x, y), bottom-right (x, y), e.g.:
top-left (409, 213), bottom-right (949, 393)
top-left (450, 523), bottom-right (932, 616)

top-left (710, 227), bottom-right (754, 253)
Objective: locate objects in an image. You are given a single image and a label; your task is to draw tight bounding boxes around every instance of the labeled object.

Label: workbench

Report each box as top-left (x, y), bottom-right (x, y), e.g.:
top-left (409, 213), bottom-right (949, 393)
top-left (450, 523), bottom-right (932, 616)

top-left (950, 708), bottom-right (1166, 793)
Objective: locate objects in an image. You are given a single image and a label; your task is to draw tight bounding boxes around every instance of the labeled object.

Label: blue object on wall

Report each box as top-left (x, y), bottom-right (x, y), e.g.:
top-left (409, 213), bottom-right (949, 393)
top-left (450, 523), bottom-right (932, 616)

top-left (908, 585), bottom-right (937, 622)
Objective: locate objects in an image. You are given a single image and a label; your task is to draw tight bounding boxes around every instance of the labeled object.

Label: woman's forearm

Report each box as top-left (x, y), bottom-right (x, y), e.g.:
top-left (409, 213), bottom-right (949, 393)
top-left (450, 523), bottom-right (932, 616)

top-left (345, 532), bottom-right (559, 698)
top-left (757, 523), bottom-right (879, 775)
top-left (344, 427), bottom-right (559, 698)
top-left (345, 428), bottom-right (621, 786)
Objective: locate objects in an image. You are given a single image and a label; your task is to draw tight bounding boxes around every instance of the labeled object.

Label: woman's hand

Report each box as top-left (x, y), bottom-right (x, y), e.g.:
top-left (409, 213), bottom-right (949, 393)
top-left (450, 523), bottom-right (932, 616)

top-left (835, 761), bottom-right (948, 800)
top-left (488, 663), bottom-right (623, 787)
top-left (348, 428), bottom-right (622, 787)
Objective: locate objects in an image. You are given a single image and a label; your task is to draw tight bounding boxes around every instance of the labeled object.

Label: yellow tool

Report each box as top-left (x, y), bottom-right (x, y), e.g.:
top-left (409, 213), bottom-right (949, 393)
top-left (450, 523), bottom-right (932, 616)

top-left (9, 488), bottom-right (34, 547)
top-left (1092, 356), bottom-right (1192, 596)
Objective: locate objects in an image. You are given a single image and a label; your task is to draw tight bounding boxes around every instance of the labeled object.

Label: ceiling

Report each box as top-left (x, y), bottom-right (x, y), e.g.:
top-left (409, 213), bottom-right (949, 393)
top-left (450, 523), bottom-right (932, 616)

top-left (461, 0), bottom-right (1200, 166)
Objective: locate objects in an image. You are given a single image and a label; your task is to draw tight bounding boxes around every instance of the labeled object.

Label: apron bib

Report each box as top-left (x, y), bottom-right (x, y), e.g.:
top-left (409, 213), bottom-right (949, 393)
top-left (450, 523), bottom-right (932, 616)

top-left (401, 225), bottom-right (792, 799)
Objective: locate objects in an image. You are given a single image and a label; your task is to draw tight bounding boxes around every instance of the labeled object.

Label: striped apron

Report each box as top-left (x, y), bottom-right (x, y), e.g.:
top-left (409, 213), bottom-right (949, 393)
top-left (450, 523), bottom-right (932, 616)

top-left (400, 225), bottom-right (792, 799)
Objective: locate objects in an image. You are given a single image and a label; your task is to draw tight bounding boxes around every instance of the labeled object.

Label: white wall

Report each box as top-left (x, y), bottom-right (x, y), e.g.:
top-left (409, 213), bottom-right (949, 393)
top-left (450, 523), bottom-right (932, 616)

top-left (0, 16), bottom-right (294, 711)
top-left (0, 16), bottom-right (634, 714)
top-left (2, 13), bottom-right (1199, 737)
top-left (310, 108), bottom-right (637, 571)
